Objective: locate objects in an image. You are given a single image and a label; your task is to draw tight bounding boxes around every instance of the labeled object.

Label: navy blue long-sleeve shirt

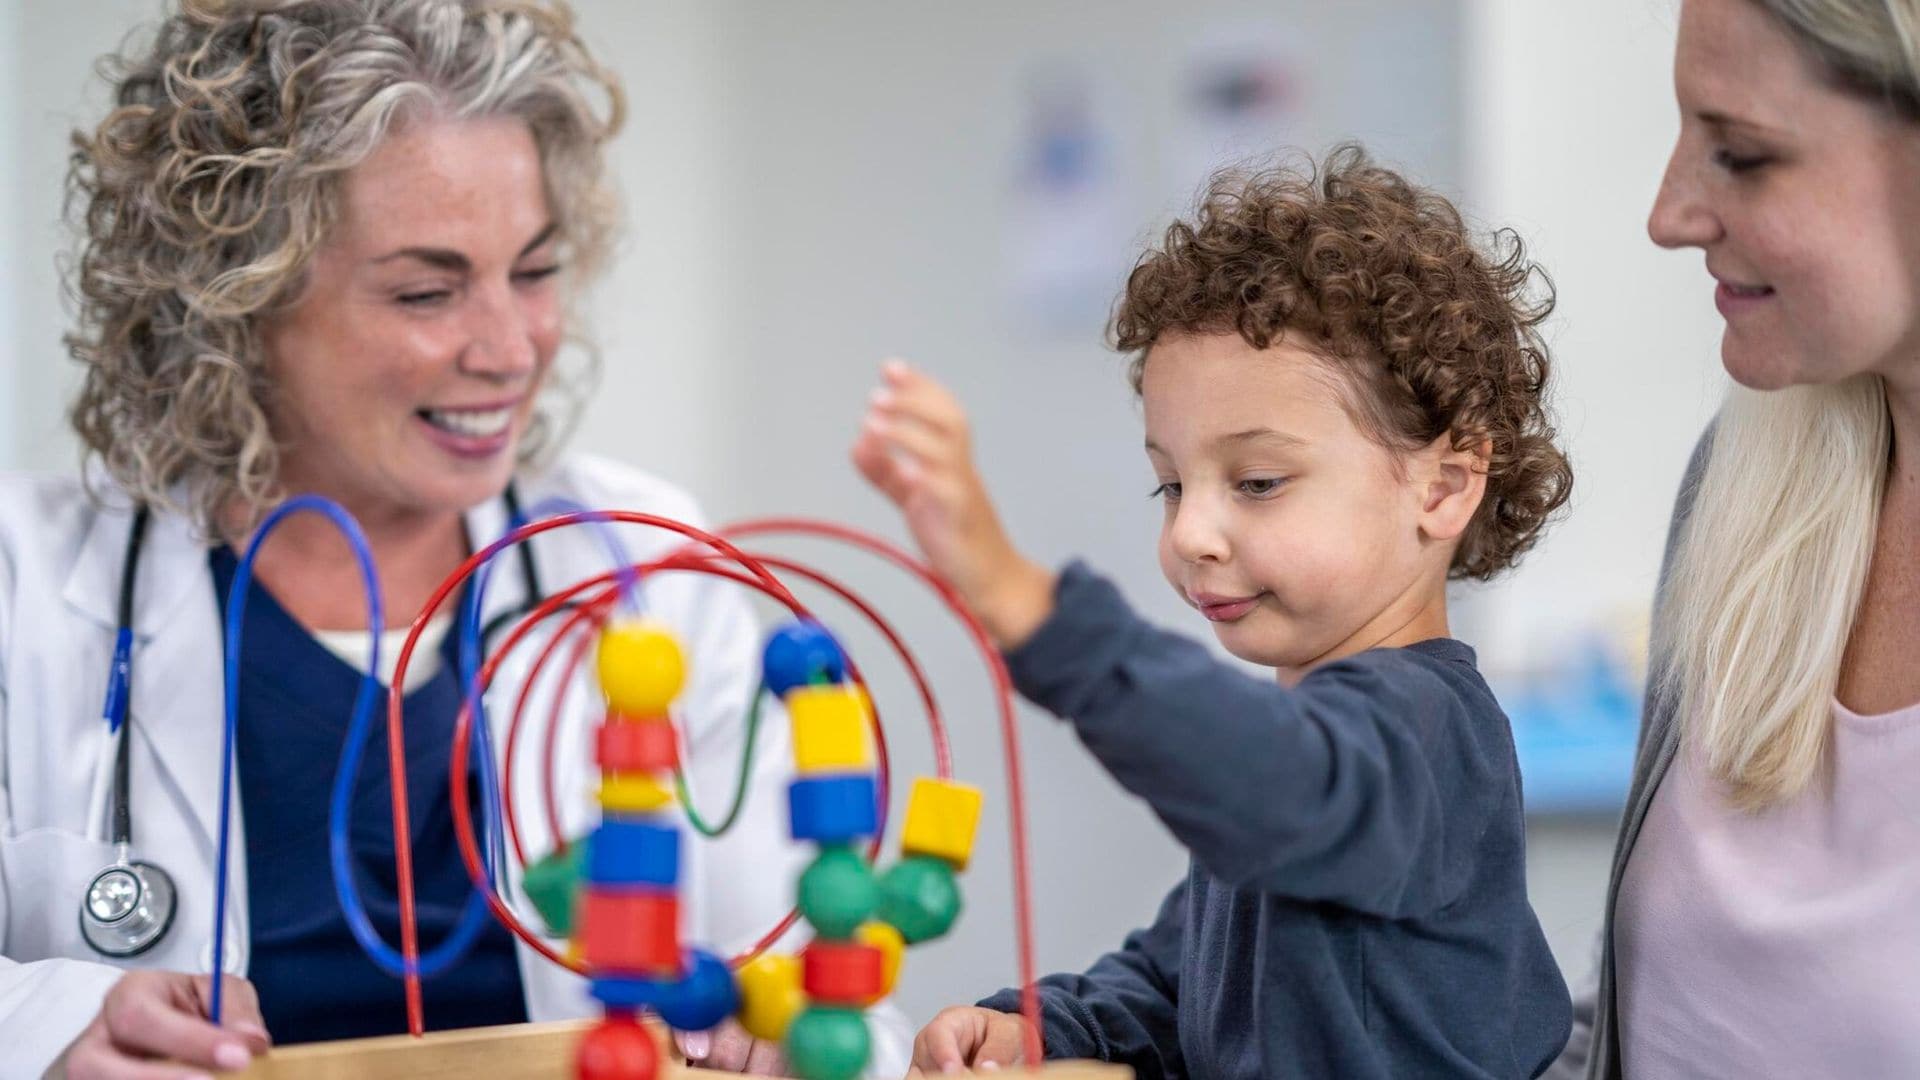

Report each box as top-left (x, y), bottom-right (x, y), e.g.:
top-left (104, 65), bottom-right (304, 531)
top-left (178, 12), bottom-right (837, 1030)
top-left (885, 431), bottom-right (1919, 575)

top-left (979, 563), bottom-right (1570, 1078)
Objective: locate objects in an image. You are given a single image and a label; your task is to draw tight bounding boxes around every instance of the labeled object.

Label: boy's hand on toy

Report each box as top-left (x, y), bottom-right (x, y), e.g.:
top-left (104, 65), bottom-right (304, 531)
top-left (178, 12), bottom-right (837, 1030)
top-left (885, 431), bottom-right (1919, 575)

top-left (674, 1020), bottom-right (789, 1074)
top-left (908, 1006), bottom-right (1034, 1074)
top-left (56, 970), bottom-right (271, 1079)
top-left (853, 360), bottom-right (1056, 651)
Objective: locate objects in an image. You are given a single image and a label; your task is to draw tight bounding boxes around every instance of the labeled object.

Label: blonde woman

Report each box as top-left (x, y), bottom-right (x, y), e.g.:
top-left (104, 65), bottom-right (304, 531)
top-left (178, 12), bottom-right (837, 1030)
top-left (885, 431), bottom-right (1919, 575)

top-left (0, 3), bottom-right (910, 1076)
top-left (1550, 0), bottom-right (1920, 1075)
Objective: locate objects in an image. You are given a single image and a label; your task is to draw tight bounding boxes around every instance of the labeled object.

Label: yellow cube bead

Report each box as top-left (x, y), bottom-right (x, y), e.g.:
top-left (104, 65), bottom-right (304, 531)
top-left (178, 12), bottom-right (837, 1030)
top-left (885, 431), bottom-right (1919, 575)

top-left (598, 772), bottom-right (673, 813)
top-left (787, 685), bottom-right (872, 773)
top-left (735, 952), bottom-right (806, 1042)
top-left (597, 620), bottom-right (687, 715)
top-left (854, 921), bottom-right (904, 1003)
top-left (900, 777), bottom-right (984, 871)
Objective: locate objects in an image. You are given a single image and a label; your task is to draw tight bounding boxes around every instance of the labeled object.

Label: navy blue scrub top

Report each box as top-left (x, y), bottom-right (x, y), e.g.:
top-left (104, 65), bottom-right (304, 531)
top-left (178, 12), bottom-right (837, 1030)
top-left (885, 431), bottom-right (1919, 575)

top-left (210, 547), bottom-right (528, 1044)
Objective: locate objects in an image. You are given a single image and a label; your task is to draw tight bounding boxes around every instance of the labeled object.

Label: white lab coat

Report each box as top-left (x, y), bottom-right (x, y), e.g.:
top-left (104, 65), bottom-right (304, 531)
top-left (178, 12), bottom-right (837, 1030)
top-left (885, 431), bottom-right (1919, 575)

top-left (0, 455), bottom-right (909, 1078)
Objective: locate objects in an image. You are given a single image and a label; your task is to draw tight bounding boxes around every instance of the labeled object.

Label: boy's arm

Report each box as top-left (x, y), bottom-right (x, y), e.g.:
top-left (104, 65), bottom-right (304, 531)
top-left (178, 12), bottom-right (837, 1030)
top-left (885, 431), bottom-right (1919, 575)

top-left (1013, 563), bottom-right (1490, 918)
top-left (977, 879), bottom-right (1188, 1079)
top-left (854, 363), bottom-right (1486, 916)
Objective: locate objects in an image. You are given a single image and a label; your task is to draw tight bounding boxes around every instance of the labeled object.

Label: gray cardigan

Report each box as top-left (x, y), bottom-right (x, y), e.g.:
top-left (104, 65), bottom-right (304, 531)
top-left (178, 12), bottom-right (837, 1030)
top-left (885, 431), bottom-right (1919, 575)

top-left (1544, 430), bottom-right (1713, 1080)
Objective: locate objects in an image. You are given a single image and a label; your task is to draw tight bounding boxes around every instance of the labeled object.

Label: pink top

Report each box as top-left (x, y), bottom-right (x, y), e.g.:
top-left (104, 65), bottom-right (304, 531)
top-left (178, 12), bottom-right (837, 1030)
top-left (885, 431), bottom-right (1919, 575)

top-left (1615, 698), bottom-right (1920, 1076)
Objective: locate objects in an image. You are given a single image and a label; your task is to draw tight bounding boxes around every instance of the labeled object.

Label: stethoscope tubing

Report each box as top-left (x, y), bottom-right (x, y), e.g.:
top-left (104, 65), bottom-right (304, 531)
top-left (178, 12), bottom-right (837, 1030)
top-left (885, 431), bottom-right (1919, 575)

top-left (88, 485), bottom-right (548, 964)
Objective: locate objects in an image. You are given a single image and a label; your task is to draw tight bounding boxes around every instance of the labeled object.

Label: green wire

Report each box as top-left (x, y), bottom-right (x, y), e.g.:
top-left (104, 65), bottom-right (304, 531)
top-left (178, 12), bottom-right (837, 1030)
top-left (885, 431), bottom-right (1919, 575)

top-left (674, 682), bottom-right (766, 838)
top-left (672, 667), bottom-right (841, 839)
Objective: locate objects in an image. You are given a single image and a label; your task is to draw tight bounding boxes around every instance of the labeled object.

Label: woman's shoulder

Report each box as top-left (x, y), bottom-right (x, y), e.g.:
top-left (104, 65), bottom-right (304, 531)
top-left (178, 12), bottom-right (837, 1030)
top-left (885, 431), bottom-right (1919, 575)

top-left (0, 473), bottom-right (111, 560)
top-left (520, 453), bottom-right (711, 527)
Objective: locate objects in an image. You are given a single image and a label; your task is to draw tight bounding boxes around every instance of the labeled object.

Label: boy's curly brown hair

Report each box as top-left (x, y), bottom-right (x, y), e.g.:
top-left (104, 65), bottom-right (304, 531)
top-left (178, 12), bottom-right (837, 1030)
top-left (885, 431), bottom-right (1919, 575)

top-left (1113, 144), bottom-right (1572, 581)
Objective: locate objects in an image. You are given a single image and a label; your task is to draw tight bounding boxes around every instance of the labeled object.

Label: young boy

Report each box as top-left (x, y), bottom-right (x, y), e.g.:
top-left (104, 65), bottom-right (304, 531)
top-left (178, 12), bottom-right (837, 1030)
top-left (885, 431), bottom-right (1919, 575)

top-left (851, 147), bottom-right (1575, 1078)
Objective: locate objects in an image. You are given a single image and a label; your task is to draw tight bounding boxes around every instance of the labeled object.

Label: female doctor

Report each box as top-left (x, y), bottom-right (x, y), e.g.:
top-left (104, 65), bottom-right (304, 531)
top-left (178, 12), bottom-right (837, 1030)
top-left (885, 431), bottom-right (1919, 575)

top-left (0, 2), bottom-right (908, 1077)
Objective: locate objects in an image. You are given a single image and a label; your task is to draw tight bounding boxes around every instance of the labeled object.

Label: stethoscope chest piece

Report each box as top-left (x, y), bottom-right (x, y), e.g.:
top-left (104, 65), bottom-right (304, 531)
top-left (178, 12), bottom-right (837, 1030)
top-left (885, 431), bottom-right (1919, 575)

top-left (76, 488), bottom-right (538, 960)
top-left (79, 856), bottom-right (176, 958)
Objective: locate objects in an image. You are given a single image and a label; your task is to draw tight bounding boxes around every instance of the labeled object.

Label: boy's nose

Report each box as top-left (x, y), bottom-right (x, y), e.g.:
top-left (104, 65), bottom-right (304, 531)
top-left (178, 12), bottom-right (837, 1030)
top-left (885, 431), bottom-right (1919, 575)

top-left (1168, 503), bottom-right (1230, 564)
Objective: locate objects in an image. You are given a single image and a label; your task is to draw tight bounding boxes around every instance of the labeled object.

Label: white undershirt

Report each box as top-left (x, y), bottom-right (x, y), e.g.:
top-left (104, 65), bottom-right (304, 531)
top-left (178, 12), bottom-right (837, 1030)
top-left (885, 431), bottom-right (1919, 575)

top-left (309, 613), bottom-right (454, 694)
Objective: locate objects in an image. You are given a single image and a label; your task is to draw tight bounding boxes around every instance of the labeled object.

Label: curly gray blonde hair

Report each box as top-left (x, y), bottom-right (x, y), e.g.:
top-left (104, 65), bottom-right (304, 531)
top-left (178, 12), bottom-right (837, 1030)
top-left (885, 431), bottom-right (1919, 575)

top-left (67, 0), bottom-right (625, 528)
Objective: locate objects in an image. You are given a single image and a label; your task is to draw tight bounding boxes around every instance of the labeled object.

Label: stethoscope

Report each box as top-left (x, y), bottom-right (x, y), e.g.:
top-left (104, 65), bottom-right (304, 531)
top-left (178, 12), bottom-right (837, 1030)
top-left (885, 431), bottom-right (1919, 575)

top-left (80, 485), bottom-right (548, 959)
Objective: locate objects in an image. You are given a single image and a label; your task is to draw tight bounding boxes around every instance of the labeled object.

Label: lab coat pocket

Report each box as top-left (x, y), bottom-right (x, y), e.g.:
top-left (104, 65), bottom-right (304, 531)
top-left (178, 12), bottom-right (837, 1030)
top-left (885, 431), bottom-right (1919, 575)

top-left (0, 827), bottom-right (116, 961)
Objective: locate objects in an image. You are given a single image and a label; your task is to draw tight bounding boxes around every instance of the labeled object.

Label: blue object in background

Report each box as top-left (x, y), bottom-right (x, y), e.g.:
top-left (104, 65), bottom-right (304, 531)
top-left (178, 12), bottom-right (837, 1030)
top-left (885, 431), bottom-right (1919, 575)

top-left (1499, 638), bottom-right (1642, 816)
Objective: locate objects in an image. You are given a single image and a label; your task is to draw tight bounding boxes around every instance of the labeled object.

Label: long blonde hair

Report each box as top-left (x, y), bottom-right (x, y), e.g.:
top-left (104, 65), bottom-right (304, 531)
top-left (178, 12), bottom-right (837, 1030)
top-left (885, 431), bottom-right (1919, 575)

top-left (1659, 1), bottom-right (1916, 811)
top-left (1660, 379), bottom-right (1889, 810)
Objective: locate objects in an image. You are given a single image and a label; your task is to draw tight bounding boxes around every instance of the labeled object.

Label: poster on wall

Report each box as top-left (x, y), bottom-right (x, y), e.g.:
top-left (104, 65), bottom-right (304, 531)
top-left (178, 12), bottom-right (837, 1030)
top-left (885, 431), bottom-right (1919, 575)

top-left (1171, 24), bottom-right (1312, 196)
top-left (1001, 64), bottom-right (1132, 341)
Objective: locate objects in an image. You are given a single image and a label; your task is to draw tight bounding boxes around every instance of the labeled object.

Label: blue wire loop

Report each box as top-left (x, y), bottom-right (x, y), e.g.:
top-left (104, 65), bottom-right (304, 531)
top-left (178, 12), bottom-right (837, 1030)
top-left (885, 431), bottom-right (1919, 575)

top-left (456, 495), bottom-right (646, 883)
top-left (458, 566), bottom-right (509, 889)
top-left (520, 495), bottom-right (644, 613)
top-left (458, 496), bottom-right (648, 879)
top-left (211, 494), bottom-right (658, 1023)
top-left (209, 496), bottom-right (489, 1020)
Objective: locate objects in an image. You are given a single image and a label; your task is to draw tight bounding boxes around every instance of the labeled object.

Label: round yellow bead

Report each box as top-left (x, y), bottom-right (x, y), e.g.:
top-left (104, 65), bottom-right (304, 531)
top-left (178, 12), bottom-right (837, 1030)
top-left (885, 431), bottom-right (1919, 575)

top-left (735, 952), bottom-right (805, 1042)
top-left (855, 921), bottom-right (905, 1003)
top-left (597, 620), bottom-right (687, 715)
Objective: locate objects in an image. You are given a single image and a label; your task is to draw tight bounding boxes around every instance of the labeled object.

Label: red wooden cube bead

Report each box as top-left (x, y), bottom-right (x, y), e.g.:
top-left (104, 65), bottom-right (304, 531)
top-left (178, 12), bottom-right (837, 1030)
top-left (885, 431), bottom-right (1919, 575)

top-left (581, 888), bottom-right (681, 977)
top-left (802, 939), bottom-right (885, 1005)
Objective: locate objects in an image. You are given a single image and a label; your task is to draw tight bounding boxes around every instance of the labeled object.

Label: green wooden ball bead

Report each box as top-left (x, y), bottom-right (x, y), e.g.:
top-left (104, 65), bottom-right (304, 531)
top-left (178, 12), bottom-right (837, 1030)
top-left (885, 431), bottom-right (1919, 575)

top-left (797, 844), bottom-right (879, 938)
top-left (785, 1006), bottom-right (870, 1080)
top-left (878, 855), bottom-right (961, 944)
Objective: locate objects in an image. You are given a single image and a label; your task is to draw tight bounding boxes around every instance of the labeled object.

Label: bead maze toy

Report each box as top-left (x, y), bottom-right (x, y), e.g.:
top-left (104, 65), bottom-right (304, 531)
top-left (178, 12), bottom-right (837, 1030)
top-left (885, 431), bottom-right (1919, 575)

top-left (204, 500), bottom-right (1131, 1079)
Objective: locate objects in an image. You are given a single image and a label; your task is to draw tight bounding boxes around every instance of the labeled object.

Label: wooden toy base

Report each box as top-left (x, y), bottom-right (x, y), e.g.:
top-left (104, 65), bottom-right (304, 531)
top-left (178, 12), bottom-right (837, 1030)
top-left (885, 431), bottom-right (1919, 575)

top-left (229, 1019), bottom-right (1132, 1079)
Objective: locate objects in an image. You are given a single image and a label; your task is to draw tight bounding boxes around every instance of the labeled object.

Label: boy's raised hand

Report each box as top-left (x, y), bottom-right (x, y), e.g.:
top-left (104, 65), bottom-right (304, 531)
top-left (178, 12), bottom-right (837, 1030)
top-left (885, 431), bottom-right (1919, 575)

top-left (851, 361), bottom-right (1055, 650)
top-left (908, 1006), bottom-right (1035, 1075)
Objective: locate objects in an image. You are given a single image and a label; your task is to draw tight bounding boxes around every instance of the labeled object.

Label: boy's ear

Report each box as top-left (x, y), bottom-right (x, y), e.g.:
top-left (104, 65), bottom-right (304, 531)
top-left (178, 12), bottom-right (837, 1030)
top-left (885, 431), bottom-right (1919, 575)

top-left (1417, 433), bottom-right (1490, 543)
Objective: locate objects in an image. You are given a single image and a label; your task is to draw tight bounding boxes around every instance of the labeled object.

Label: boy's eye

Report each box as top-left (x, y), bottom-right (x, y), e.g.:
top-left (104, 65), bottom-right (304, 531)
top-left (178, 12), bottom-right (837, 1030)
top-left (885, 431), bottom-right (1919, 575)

top-left (514, 264), bottom-right (562, 285)
top-left (1238, 477), bottom-right (1287, 498)
top-left (1148, 482), bottom-right (1182, 502)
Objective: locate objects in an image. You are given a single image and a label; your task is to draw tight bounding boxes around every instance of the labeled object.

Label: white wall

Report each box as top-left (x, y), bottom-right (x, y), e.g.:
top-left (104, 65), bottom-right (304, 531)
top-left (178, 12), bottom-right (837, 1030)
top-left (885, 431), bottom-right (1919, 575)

top-left (1460, 0), bottom-right (1725, 667)
top-left (0, 0), bottom-right (1727, 1035)
top-left (570, 1), bottom-right (745, 506)
top-left (4, 0), bottom-right (159, 473)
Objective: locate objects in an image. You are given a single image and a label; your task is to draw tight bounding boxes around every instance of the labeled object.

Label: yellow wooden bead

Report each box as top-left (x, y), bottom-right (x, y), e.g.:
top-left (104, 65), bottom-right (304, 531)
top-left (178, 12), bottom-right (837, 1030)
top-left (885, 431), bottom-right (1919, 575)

top-left (787, 685), bottom-right (872, 773)
top-left (597, 620), bottom-right (687, 715)
top-left (735, 952), bottom-right (806, 1042)
top-left (900, 777), bottom-right (984, 871)
top-left (598, 772), bottom-right (673, 813)
top-left (854, 921), bottom-right (905, 1003)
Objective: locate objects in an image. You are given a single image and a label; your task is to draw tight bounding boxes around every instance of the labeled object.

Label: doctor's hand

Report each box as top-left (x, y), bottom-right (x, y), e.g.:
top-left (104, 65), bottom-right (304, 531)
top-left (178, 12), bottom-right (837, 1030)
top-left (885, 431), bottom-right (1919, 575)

top-left (673, 1019), bottom-right (788, 1074)
top-left (852, 361), bottom-right (1056, 652)
top-left (56, 970), bottom-right (270, 1079)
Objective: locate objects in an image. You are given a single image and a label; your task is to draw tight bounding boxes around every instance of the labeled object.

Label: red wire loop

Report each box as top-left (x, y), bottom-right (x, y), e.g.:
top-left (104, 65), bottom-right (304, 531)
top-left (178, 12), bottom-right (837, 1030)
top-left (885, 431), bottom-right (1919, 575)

top-left (490, 556), bottom-right (886, 970)
top-left (380, 512), bottom-right (1043, 1064)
